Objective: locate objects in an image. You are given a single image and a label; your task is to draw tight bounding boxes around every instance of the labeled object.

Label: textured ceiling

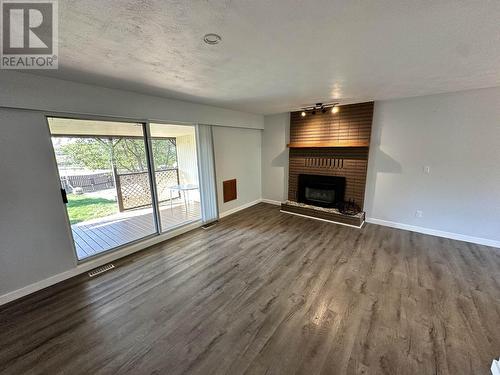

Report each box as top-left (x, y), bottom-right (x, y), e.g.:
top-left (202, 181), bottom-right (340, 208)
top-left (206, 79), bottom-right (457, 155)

top-left (33, 0), bottom-right (500, 114)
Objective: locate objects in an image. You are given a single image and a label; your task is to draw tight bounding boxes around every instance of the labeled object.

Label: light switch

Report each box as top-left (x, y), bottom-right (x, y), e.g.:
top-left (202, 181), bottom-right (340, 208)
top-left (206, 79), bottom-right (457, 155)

top-left (423, 166), bottom-right (430, 174)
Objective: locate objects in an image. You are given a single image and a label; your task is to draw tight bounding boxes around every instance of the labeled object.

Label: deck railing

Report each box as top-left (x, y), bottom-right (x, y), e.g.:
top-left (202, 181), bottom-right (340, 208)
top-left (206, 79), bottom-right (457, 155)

top-left (115, 168), bottom-right (180, 211)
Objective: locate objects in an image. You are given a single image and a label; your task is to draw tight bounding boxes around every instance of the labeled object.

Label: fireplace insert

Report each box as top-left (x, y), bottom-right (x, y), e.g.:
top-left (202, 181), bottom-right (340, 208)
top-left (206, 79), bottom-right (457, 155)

top-left (297, 174), bottom-right (346, 208)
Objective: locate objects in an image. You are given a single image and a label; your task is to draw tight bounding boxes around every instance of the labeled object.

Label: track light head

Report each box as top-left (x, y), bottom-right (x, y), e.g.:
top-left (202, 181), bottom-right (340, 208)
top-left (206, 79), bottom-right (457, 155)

top-left (300, 102), bottom-right (338, 116)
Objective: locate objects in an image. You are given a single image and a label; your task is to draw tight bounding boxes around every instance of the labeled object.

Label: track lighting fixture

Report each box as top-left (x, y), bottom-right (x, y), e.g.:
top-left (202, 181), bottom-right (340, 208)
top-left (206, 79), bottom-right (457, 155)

top-left (299, 102), bottom-right (339, 116)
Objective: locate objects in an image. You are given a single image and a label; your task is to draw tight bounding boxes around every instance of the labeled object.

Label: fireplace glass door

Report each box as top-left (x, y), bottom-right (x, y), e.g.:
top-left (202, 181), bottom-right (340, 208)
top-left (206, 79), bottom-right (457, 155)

top-left (298, 174), bottom-right (346, 208)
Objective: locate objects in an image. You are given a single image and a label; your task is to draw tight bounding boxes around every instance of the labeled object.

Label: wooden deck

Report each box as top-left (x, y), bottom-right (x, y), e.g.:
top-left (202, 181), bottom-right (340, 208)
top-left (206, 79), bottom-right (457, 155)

top-left (72, 201), bottom-right (200, 260)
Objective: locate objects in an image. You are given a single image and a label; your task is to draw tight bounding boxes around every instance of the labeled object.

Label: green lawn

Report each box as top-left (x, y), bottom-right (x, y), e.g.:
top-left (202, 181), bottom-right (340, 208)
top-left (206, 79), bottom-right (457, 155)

top-left (67, 194), bottom-right (118, 225)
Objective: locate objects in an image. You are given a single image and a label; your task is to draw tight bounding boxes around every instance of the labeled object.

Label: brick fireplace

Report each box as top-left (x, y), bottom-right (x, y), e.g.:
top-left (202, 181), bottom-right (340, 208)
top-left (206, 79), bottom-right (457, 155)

top-left (281, 101), bottom-right (374, 226)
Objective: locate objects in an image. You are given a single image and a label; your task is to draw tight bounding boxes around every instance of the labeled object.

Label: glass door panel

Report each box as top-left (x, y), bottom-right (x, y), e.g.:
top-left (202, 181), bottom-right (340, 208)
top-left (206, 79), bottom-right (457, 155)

top-left (149, 123), bottom-right (201, 232)
top-left (48, 117), bottom-right (157, 260)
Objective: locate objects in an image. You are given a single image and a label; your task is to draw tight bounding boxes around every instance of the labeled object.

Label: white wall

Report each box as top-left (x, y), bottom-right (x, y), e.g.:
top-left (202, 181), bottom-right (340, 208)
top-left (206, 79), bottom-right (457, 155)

top-left (0, 109), bottom-right (77, 295)
top-left (213, 126), bottom-right (262, 215)
top-left (365, 87), bottom-right (500, 245)
top-left (261, 113), bottom-right (289, 203)
top-left (0, 71), bottom-right (264, 129)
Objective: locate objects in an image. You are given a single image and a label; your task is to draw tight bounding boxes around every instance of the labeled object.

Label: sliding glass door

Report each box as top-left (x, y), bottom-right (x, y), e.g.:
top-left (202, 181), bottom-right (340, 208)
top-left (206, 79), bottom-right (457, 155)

top-left (48, 118), bottom-right (206, 261)
top-left (48, 118), bottom-right (157, 260)
top-left (149, 123), bottom-right (201, 232)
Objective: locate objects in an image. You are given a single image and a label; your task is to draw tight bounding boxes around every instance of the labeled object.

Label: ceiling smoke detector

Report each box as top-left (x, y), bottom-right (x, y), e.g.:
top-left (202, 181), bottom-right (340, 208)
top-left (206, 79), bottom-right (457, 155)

top-left (203, 33), bottom-right (222, 45)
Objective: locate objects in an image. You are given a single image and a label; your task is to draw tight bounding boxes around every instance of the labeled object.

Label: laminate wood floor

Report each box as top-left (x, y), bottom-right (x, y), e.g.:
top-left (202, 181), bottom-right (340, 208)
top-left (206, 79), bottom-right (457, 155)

top-left (1, 203), bottom-right (499, 375)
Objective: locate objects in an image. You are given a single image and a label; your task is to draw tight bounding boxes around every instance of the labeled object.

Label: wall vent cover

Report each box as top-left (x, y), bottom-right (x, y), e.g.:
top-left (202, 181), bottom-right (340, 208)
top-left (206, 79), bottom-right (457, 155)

top-left (223, 179), bottom-right (237, 202)
top-left (88, 263), bottom-right (115, 277)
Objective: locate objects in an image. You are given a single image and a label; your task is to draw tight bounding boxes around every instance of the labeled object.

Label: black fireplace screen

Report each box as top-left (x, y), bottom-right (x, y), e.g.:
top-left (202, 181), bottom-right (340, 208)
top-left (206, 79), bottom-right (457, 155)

top-left (298, 174), bottom-right (346, 208)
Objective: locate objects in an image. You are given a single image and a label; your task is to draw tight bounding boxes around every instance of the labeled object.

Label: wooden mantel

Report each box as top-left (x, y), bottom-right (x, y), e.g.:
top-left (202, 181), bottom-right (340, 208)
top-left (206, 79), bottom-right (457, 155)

top-left (287, 140), bottom-right (370, 148)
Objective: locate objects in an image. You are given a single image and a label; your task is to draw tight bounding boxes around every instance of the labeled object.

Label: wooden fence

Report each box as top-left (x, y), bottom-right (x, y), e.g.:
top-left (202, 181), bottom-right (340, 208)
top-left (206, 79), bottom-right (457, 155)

top-left (60, 172), bottom-right (114, 193)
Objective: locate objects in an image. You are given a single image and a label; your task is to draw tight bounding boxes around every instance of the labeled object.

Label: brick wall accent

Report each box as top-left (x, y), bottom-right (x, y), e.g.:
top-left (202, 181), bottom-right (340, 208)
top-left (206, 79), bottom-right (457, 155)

top-left (289, 101), bottom-right (373, 147)
top-left (288, 102), bottom-right (374, 210)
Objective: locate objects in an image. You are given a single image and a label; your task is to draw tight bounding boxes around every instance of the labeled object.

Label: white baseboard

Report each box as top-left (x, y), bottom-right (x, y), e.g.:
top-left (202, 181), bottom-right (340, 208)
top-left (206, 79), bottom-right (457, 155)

top-left (0, 267), bottom-right (83, 308)
top-left (261, 199), bottom-right (282, 206)
top-left (219, 199), bottom-right (262, 218)
top-left (0, 221), bottom-right (202, 306)
top-left (366, 217), bottom-right (500, 249)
